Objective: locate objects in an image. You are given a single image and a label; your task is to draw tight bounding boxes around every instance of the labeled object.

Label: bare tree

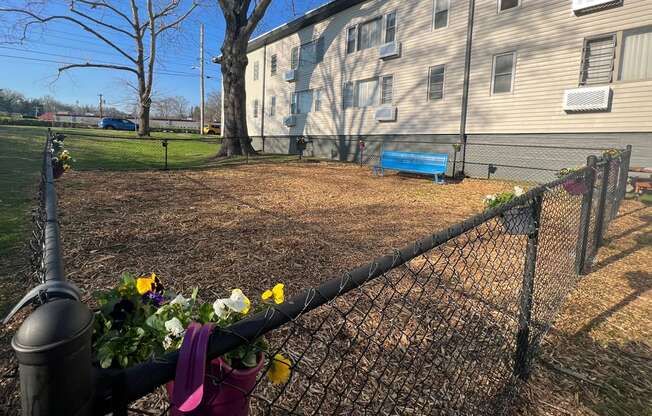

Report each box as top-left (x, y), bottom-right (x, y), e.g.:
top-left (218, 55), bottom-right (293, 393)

top-left (214, 0), bottom-right (273, 156)
top-left (153, 95), bottom-right (190, 119)
top-left (206, 90), bottom-right (222, 123)
top-left (0, 0), bottom-right (199, 136)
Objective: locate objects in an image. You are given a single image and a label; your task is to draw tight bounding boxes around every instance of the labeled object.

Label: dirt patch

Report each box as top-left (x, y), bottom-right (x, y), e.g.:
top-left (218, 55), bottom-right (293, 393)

top-left (1, 161), bottom-right (649, 415)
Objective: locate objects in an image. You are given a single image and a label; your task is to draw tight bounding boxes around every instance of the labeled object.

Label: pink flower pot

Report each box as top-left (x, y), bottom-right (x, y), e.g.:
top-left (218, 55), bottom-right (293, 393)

top-left (167, 354), bottom-right (264, 416)
top-left (562, 179), bottom-right (588, 196)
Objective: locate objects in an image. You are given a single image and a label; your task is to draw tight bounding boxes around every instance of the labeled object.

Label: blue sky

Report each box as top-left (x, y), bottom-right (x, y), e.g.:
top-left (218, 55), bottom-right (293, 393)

top-left (0, 0), bottom-right (329, 111)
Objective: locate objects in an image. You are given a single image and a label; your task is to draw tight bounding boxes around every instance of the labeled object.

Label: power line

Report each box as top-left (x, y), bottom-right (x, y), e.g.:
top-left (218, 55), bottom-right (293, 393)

top-left (0, 53), bottom-right (209, 78)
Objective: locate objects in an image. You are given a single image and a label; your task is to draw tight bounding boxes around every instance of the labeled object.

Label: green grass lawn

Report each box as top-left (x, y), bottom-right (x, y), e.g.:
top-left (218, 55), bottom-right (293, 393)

top-left (0, 126), bottom-right (45, 261)
top-left (0, 125), bottom-right (222, 258)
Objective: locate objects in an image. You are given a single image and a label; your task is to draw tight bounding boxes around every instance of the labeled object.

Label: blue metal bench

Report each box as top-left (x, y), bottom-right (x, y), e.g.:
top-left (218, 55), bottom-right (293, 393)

top-left (374, 151), bottom-right (448, 184)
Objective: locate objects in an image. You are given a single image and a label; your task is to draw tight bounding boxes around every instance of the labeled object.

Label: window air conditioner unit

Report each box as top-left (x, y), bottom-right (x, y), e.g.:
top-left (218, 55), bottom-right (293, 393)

top-left (572, 0), bottom-right (622, 13)
top-left (379, 41), bottom-right (401, 59)
top-left (375, 105), bottom-right (397, 121)
top-left (284, 115), bottom-right (297, 127)
top-left (283, 69), bottom-right (297, 82)
top-left (563, 86), bottom-right (611, 112)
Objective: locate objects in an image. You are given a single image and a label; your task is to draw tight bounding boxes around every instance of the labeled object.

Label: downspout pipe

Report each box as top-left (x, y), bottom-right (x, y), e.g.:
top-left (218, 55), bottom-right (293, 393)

top-left (459, 0), bottom-right (476, 177)
top-left (260, 43), bottom-right (267, 148)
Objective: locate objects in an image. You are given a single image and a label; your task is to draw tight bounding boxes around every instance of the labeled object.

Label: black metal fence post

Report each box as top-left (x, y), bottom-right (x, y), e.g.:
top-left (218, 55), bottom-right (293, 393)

top-left (594, 155), bottom-right (611, 248)
top-left (514, 195), bottom-right (543, 380)
top-left (615, 145), bottom-right (632, 215)
top-left (162, 139), bottom-right (169, 170)
top-left (576, 157), bottom-right (597, 275)
top-left (10, 132), bottom-right (95, 416)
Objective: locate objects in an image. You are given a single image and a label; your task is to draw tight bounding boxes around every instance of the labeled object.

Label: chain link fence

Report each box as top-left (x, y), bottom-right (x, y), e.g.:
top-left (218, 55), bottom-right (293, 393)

top-left (6, 131), bottom-right (632, 415)
top-left (252, 135), bottom-right (617, 183)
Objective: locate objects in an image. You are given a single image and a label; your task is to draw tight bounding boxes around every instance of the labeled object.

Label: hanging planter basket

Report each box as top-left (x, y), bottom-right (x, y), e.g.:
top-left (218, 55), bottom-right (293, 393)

top-left (167, 353), bottom-right (265, 416)
top-left (500, 205), bottom-right (535, 235)
top-left (562, 178), bottom-right (588, 196)
top-left (52, 164), bottom-right (65, 179)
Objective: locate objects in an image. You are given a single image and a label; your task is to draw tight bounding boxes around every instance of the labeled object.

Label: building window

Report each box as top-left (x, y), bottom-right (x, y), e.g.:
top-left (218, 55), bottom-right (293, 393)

top-left (346, 27), bottom-right (357, 54)
top-left (433, 0), bottom-right (449, 30)
top-left (492, 52), bottom-right (515, 94)
top-left (270, 96), bottom-right (276, 116)
top-left (300, 38), bottom-right (325, 65)
top-left (253, 61), bottom-right (259, 81)
top-left (619, 26), bottom-right (652, 81)
top-left (343, 82), bottom-right (354, 108)
top-left (498, 0), bottom-right (519, 12)
top-left (291, 90), bottom-right (315, 114)
top-left (291, 46), bottom-right (299, 70)
top-left (381, 75), bottom-right (394, 104)
top-left (428, 65), bottom-right (445, 100)
top-left (270, 55), bottom-right (277, 75)
top-left (253, 99), bottom-right (259, 118)
top-left (579, 35), bottom-right (616, 85)
top-left (356, 78), bottom-right (380, 107)
top-left (358, 17), bottom-right (382, 50)
top-left (385, 11), bottom-right (397, 43)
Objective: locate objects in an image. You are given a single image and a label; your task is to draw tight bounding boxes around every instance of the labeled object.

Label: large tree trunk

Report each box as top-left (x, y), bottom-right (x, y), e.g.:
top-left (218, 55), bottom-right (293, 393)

top-left (216, 7), bottom-right (262, 157)
top-left (138, 102), bottom-right (151, 136)
top-left (219, 53), bottom-right (255, 156)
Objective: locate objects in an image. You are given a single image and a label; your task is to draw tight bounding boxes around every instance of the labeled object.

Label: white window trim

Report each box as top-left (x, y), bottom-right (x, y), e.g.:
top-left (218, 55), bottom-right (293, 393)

top-left (381, 74), bottom-right (395, 105)
top-left (346, 12), bottom-right (397, 55)
top-left (345, 25), bottom-right (357, 54)
top-left (432, 0), bottom-right (450, 31)
top-left (427, 64), bottom-right (446, 101)
top-left (491, 52), bottom-right (517, 95)
top-left (291, 89), bottom-right (318, 114)
top-left (497, 0), bottom-right (521, 14)
top-left (383, 10), bottom-right (398, 44)
top-left (270, 55), bottom-right (278, 76)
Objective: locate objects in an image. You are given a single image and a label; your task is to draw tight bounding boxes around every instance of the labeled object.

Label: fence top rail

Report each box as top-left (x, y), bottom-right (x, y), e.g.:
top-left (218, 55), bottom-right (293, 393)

top-left (97, 166), bottom-right (595, 408)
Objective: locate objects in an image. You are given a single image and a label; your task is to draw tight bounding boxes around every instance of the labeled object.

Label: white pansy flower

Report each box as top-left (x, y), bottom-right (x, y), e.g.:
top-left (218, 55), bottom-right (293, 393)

top-left (513, 186), bottom-right (525, 197)
top-left (170, 294), bottom-right (190, 308)
top-left (224, 289), bottom-right (251, 314)
top-left (164, 317), bottom-right (185, 337)
top-left (163, 336), bottom-right (173, 349)
top-left (213, 298), bottom-right (229, 318)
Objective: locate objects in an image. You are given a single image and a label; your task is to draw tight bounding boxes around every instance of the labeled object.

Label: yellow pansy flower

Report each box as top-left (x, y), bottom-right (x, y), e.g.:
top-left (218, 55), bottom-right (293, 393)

top-left (136, 273), bottom-right (157, 295)
top-left (262, 283), bottom-right (284, 304)
top-left (267, 354), bottom-right (291, 385)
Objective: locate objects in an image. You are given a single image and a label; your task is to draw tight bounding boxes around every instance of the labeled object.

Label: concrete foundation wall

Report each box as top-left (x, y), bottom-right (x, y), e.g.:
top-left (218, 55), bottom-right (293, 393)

top-left (252, 132), bottom-right (651, 182)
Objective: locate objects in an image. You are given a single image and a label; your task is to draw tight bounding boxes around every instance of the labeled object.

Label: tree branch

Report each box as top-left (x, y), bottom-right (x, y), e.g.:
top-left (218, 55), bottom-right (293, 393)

top-left (243, 0), bottom-right (273, 37)
top-left (155, 2), bottom-right (199, 36)
top-left (0, 8), bottom-right (136, 64)
top-left (69, 3), bottom-right (135, 38)
top-left (73, 0), bottom-right (135, 28)
top-left (58, 62), bottom-right (138, 74)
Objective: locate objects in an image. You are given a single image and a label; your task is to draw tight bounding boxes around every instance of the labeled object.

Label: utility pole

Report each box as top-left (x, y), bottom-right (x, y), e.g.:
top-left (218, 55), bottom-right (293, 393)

top-left (98, 94), bottom-right (104, 118)
top-left (200, 24), bottom-right (205, 135)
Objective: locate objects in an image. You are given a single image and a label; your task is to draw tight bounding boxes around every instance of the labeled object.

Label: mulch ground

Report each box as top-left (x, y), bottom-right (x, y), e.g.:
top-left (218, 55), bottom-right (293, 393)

top-left (0, 161), bottom-right (649, 415)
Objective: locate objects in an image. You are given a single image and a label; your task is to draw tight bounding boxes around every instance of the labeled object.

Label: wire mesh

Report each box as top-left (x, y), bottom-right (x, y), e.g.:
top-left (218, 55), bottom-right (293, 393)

top-left (17, 133), bottom-right (632, 415)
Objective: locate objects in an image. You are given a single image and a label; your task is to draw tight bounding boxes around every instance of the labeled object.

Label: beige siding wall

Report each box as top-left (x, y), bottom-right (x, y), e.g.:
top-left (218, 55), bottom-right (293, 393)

top-left (467, 0), bottom-right (652, 133)
top-left (245, 0), bottom-right (470, 136)
top-left (243, 0), bottom-right (652, 136)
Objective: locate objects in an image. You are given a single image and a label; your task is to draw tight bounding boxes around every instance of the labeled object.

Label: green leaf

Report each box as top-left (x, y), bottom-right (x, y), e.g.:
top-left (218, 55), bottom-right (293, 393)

top-left (242, 351), bottom-right (259, 368)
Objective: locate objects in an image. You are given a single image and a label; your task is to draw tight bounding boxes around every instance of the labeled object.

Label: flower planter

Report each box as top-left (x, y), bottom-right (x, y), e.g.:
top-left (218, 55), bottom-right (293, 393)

top-left (52, 164), bottom-right (65, 179)
top-left (500, 205), bottom-right (535, 235)
top-left (562, 178), bottom-right (588, 196)
top-left (167, 353), bottom-right (264, 416)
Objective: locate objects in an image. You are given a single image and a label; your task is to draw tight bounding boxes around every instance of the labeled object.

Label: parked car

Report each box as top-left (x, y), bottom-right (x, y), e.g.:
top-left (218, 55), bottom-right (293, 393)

top-left (203, 123), bottom-right (221, 135)
top-left (98, 117), bottom-right (138, 131)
